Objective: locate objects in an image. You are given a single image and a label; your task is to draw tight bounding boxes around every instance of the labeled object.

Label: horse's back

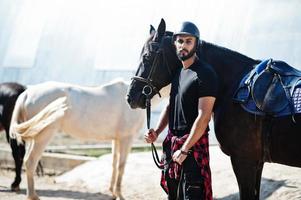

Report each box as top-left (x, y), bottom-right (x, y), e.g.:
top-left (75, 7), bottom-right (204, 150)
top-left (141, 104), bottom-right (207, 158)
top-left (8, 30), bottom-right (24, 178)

top-left (0, 82), bottom-right (26, 97)
top-left (13, 80), bottom-right (144, 140)
top-left (0, 82), bottom-right (26, 129)
top-left (20, 80), bottom-right (123, 114)
top-left (21, 82), bottom-right (68, 118)
top-left (61, 80), bottom-right (144, 140)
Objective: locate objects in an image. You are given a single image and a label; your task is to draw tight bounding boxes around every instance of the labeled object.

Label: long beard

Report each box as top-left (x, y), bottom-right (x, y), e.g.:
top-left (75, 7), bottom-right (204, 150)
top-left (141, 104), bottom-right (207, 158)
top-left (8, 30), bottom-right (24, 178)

top-left (176, 45), bottom-right (197, 61)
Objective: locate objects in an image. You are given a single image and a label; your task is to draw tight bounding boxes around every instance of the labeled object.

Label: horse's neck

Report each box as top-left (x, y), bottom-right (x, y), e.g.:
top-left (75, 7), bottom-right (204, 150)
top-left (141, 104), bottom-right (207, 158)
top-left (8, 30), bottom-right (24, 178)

top-left (151, 84), bottom-right (170, 107)
top-left (199, 41), bottom-right (256, 96)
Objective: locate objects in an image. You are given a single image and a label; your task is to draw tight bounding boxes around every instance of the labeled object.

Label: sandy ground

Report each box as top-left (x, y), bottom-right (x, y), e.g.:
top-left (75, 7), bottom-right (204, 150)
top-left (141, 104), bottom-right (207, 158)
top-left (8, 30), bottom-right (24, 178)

top-left (0, 146), bottom-right (301, 200)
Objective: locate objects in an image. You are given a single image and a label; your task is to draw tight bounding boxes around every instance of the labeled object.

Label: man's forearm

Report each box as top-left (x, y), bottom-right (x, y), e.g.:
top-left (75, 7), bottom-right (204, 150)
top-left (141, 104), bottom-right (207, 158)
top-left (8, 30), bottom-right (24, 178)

top-left (181, 114), bottom-right (211, 152)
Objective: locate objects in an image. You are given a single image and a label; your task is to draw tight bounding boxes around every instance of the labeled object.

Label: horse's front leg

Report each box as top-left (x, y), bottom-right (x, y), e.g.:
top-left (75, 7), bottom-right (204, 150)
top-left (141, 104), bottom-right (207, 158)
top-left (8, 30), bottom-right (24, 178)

top-left (115, 136), bottom-right (134, 200)
top-left (231, 157), bottom-right (264, 200)
top-left (110, 139), bottom-right (119, 195)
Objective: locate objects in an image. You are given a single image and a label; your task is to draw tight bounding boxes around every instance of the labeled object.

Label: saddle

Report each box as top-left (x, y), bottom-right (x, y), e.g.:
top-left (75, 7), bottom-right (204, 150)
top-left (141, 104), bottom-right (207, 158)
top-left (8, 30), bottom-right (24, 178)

top-left (233, 59), bottom-right (301, 117)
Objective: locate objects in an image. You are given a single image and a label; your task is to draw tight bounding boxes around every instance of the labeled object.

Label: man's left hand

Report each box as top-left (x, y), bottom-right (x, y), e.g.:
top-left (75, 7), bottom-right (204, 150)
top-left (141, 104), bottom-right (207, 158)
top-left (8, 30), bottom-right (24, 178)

top-left (172, 150), bottom-right (188, 165)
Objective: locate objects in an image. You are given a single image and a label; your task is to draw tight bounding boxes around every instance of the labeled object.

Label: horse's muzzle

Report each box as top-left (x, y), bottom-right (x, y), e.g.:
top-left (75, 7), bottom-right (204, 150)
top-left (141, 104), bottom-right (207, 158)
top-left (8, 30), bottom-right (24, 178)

top-left (126, 94), bottom-right (146, 109)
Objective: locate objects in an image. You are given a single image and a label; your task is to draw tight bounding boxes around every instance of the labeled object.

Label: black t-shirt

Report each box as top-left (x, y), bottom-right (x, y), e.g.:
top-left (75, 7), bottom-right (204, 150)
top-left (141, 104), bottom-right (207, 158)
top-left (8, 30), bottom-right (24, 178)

top-left (169, 58), bottom-right (218, 134)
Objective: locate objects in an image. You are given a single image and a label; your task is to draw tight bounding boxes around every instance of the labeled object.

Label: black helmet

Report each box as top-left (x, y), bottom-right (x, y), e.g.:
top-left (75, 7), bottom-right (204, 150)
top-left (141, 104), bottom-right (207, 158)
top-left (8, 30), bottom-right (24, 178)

top-left (173, 21), bottom-right (200, 39)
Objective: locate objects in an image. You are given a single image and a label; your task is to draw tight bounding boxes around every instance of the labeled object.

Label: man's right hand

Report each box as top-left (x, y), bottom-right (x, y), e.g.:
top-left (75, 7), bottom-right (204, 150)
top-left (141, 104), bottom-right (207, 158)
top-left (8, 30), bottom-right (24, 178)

top-left (144, 128), bottom-right (158, 143)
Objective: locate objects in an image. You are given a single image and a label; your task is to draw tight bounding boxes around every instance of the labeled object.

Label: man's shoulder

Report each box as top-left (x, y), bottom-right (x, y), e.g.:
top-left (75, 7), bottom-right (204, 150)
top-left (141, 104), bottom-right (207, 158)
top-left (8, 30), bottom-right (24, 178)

top-left (193, 59), bottom-right (217, 78)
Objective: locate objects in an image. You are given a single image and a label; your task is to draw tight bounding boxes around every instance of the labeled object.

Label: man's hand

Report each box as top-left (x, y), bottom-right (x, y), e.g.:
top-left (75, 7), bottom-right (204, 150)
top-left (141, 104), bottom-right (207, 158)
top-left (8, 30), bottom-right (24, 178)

top-left (144, 128), bottom-right (158, 143)
top-left (172, 150), bottom-right (188, 165)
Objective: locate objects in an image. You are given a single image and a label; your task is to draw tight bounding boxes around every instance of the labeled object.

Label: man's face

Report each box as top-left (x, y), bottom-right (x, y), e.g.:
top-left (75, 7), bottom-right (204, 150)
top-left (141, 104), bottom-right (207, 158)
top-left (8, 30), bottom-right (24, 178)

top-left (174, 35), bottom-right (197, 61)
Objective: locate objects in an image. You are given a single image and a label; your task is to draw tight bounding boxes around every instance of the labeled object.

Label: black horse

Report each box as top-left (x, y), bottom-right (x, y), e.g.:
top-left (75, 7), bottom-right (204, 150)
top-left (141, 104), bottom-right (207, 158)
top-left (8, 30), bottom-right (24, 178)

top-left (0, 82), bottom-right (26, 191)
top-left (126, 19), bottom-right (301, 199)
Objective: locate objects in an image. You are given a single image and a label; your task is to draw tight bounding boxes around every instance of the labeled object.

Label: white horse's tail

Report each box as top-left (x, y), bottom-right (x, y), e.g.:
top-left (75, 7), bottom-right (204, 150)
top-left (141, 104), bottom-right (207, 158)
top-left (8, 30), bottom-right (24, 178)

top-left (10, 96), bottom-right (68, 144)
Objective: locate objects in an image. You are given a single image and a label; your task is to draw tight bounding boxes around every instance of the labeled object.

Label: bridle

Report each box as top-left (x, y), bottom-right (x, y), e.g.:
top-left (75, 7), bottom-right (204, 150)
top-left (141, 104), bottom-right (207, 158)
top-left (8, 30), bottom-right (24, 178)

top-left (131, 40), bottom-right (172, 129)
top-left (131, 34), bottom-right (183, 200)
top-left (131, 39), bottom-right (173, 169)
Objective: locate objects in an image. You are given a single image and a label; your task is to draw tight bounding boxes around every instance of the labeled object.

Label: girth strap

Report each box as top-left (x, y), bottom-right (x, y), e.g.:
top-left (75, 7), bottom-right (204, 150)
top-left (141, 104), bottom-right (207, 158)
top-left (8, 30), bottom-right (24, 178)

top-left (262, 116), bottom-right (273, 162)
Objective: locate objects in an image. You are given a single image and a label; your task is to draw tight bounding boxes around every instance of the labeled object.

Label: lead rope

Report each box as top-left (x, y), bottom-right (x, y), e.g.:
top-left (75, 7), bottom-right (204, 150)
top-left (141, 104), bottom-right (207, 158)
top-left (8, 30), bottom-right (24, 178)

top-left (143, 76), bottom-right (180, 200)
top-left (143, 86), bottom-right (171, 170)
top-left (143, 86), bottom-right (161, 169)
top-left (145, 91), bottom-right (180, 200)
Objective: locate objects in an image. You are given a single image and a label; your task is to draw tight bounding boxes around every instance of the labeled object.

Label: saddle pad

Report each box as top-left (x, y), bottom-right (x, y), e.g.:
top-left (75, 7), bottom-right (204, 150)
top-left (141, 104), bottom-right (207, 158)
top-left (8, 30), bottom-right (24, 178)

top-left (239, 84), bottom-right (301, 117)
top-left (293, 88), bottom-right (301, 112)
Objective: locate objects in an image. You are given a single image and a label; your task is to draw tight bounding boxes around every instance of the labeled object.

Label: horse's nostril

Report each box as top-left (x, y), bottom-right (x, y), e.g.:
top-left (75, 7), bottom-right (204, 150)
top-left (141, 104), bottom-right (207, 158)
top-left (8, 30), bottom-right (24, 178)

top-left (126, 95), bottom-right (138, 109)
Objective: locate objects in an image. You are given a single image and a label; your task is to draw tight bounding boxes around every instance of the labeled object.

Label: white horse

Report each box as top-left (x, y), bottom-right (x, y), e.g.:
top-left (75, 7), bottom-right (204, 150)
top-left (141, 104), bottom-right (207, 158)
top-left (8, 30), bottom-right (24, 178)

top-left (9, 80), bottom-right (168, 200)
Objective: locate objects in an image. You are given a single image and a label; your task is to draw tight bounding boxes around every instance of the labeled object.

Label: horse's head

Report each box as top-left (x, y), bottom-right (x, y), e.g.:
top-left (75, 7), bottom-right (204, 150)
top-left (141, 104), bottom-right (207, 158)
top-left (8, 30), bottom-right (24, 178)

top-left (127, 19), bottom-right (181, 109)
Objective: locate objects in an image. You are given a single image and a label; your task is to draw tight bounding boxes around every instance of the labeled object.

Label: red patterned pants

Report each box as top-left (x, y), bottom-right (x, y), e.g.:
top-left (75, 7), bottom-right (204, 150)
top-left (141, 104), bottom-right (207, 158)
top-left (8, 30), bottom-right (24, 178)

top-left (160, 130), bottom-right (212, 200)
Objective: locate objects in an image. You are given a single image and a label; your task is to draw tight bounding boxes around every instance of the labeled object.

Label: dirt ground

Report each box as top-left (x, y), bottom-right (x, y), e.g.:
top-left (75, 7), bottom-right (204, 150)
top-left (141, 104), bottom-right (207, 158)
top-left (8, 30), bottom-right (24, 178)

top-left (0, 146), bottom-right (301, 200)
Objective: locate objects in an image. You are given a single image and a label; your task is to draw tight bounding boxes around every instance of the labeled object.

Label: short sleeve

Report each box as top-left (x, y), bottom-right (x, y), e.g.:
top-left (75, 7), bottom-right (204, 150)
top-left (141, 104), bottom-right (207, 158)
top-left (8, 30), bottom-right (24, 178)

top-left (196, 66), bottom-right (218, 98)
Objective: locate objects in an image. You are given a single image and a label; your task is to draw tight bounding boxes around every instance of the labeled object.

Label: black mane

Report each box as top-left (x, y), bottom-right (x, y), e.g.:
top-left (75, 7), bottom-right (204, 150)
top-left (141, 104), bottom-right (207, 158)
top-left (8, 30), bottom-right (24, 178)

top-left (201, 40), bottom-right (258, 64)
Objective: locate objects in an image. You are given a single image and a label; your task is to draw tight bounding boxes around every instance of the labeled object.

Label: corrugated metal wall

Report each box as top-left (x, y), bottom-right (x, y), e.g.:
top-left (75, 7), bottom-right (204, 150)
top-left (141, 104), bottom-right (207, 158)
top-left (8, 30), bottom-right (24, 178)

top-left (0, 0), bottom-right (300, 86)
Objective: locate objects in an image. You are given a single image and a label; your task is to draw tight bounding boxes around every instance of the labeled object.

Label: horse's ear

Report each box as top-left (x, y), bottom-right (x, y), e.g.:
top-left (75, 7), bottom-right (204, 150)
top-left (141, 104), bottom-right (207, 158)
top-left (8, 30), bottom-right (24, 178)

top-left (153, 18), bottom-right (166, 42)
top-left (150, 25), bottom-right (155, 35)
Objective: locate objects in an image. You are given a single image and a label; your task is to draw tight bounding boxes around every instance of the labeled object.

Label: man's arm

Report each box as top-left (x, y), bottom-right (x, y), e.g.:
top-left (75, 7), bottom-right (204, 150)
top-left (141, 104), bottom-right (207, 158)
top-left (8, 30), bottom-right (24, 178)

top-left (144, 103), bottom-right (170, 143)
top-left (172, 96), bottom-right (215, 164)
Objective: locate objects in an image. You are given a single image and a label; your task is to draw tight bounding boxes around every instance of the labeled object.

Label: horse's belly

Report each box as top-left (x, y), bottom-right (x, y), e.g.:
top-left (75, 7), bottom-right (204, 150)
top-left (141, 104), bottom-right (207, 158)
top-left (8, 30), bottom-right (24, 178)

top-left (61, 110), bottom-right (120, 141)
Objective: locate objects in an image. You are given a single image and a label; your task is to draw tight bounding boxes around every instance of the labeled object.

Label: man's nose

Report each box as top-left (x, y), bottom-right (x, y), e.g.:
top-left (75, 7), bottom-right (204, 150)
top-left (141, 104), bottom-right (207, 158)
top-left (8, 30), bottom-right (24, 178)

top-left (179, 42), bottom-right (186, 48)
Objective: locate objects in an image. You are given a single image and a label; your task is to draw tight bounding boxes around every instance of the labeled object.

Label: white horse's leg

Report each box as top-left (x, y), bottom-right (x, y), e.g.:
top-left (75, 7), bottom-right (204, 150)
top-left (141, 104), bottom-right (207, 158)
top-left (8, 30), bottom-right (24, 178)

top-left (115, 136), bottom-right (134, 199)
top-left (24, 139), bottom-right (39, 200)
top-left (109, 139), bottom-right (119, 196)
top-left (24, 127), bottom-right (55, 200)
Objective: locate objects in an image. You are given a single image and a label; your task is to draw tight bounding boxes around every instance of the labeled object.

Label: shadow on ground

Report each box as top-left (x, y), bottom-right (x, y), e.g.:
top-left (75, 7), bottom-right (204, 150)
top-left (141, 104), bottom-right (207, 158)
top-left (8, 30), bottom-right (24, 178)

top-left (0, 188), bottom-right (113, 200)
top-left (214, 177), bottom-right (287, 200)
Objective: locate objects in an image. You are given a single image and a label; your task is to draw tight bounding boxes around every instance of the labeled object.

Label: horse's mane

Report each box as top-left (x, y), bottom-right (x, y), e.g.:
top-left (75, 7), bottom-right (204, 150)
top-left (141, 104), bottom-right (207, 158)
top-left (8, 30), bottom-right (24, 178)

top-left (150, 30), bottom-right (257, 67)
top-left (165, 31), bottom-right (173, 37)
top-left (145, 31), bottom-right (173, 46)
top-left (200, 40), bottom-right (260, 67)
top-left (202, 41), bottom-right (254, 61)
top-left (141, 31), bottom-right (175, 58)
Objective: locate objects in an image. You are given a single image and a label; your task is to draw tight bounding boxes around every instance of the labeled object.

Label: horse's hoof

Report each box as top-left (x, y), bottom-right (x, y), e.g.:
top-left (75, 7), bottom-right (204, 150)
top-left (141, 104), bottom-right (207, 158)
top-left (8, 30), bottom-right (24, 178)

top-left (112, 192), bottom-right (124, 200)
top-left (10, 185), bottom-right (20, 192)
top-left (26, 194), bottom-right (40, 200)
top-left (111, 194), bottom-right (117, 200)
top-left (26, 197), bottom-right (40, 200)
top-left (115, 196), bottom-right (125, 200)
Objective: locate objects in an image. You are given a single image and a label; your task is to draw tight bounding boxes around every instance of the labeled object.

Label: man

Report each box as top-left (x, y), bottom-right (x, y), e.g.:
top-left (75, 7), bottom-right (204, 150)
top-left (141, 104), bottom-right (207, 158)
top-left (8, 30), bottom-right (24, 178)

top-left (145, 21), bottom-right (218, 200)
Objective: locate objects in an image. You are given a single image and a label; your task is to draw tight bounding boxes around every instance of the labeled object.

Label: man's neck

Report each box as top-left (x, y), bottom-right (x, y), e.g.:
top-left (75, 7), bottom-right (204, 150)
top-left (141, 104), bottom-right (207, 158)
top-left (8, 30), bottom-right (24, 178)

top-left (182, 55), bottom-right (196, 69)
